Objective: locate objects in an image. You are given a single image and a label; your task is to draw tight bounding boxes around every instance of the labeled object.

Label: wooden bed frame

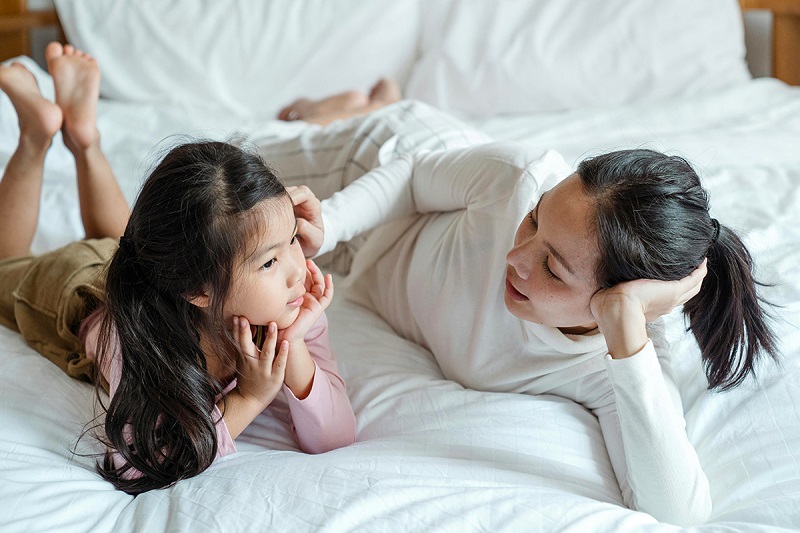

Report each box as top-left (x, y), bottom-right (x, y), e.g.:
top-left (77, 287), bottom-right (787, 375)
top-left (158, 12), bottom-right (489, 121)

top-left (0, 1), bottom-right (798, 85)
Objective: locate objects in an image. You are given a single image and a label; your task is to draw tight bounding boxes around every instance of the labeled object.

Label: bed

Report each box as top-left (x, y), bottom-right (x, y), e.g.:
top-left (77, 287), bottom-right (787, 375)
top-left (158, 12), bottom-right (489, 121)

top-left (1, 0), bottom-right (799, 531)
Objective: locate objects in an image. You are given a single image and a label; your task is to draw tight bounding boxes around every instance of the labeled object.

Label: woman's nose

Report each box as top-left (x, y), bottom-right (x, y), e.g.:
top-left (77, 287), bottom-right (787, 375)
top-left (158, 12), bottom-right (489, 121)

top-left (506, 244), bottom-right (531, 280)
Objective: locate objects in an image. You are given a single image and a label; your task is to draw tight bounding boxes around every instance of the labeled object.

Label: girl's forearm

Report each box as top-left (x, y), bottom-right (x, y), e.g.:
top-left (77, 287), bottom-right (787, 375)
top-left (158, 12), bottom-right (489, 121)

top-left (594, 296), bottom-right (649, 359)
top-left (218, 390), bottom-right (265, 440)
top-left (284, 341), bottom-right (316, 399)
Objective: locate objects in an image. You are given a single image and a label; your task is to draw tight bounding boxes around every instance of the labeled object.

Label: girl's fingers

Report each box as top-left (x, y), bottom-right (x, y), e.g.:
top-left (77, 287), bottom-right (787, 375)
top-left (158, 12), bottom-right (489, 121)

top-left (260, 322), bottom-right (278, 362)
top-left (232, 316), bottom-right (242, 352)
top-left (306, 259), bottom-right (321, 285)
top-left (320, 273), bottom-right (334, 305)
top-left (306, 259), bottom-right (325, 297)
top-left (235, 316), bottom-right (256, 358)
top-left (273, 341), bottom-right (289, 376)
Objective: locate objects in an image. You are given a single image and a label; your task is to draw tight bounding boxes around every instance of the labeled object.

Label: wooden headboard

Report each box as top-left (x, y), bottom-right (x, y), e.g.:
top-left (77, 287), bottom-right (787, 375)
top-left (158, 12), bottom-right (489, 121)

top-left (740, 0), bottom-right (800, 84)
top-left (0, 1), bottom-right (64, 62)
top-left (1, 1), bottom-right (798, 85)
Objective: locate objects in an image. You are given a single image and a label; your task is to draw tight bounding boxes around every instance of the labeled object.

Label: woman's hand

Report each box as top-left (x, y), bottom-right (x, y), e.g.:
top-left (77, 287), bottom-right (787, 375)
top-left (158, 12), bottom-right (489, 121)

top-left (288, 186), bottom-right (324, 258)
top-left (232, 316), bottom-right (289, 408)
top-left (279, 259), bottom-right (334, 344)
top-left (590, 259), bottom-right (708, 358)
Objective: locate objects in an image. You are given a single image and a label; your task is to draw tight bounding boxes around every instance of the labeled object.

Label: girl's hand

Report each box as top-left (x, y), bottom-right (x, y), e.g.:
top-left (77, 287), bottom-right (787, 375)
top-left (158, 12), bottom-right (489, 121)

top-left (590, 259), bottom-right (707, 359)
top-left (279, 259), bottom-right (334, 344)
top-left (288, 186), bottom-right (324, 258)
top-left (232, 316), bottom-right (289, 408)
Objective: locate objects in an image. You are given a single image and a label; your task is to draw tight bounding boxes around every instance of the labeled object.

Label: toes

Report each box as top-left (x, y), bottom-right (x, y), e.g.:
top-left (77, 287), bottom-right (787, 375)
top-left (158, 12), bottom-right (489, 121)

top-left (277, 106), bottom-right (293, 120)
top-left (278, 100), bottom-right (307, 121)
top-left (45, 42), bottom-right (63, 62)
top-left (63, 44), bottom-right (75, 56)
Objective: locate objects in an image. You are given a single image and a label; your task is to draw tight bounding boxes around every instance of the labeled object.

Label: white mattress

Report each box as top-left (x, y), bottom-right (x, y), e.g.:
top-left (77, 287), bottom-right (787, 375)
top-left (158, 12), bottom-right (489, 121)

top-left (1, 59), bottom-right (799, 532)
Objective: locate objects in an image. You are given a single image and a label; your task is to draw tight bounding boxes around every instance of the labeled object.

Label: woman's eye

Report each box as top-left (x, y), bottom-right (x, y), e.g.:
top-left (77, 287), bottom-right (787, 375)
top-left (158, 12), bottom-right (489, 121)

top-left (262, 258), bottom-right (276, 270)
top-left (290, 234), bottom-right (298, 245)
top-left (529, 210), bottom-right (538, 228)
top-left (543, 257), bottom-right (560, 281)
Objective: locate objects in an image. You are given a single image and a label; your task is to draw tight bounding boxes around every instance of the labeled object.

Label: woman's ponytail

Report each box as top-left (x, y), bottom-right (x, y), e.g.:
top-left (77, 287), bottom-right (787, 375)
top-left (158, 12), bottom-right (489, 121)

top-left (683, 223), bottom-right (778, 390)
top-left (578, 149), bottom-right (778, 392)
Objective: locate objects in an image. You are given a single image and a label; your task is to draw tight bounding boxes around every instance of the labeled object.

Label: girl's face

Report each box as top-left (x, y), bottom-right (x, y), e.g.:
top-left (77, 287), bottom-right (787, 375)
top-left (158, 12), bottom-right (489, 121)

top-left (504, 173), bottom-right (601, 333)
top-left (224, 197), bottom-right (307, 329)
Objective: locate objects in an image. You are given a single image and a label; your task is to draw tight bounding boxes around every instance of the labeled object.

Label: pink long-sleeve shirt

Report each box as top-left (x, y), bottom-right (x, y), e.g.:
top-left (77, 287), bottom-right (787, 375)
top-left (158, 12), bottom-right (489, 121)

top-left (80, 309), bottom-right (356, 477)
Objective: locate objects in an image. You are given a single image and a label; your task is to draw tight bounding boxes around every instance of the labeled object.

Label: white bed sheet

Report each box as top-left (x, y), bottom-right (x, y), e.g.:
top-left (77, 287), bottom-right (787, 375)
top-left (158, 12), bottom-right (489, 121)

top-left (1, 59), bottom-right (799, 532)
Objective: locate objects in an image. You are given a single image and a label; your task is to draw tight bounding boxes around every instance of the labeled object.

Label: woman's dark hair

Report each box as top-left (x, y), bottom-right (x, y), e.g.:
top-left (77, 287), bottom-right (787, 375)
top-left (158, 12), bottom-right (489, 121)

top-left (96, 140), bottom-right (286, 494)
top-left (577, 149), bottom-right (777, 391)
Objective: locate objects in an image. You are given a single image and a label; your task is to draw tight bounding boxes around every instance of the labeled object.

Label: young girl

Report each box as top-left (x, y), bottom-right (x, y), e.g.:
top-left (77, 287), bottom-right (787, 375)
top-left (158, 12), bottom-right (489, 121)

top-left (0, 44), bottom-right (356, 495)
top-left (263, 97), bottom-right (777, 526)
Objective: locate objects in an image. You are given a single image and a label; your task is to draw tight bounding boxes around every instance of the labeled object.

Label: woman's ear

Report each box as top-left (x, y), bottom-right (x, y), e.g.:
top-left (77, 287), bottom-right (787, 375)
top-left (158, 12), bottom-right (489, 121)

top-left (185, 291), bottom-right (211, 308)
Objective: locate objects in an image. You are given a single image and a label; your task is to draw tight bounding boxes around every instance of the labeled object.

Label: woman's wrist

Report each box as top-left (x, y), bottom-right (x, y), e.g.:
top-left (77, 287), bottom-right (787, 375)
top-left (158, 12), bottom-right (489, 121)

top-left (594, 295), bottom-right (649, 359)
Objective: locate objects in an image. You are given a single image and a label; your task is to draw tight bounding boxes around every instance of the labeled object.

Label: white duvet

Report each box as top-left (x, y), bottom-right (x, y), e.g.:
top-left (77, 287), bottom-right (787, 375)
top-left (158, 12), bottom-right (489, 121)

top-left (1, 59), bottom-right (799, 532)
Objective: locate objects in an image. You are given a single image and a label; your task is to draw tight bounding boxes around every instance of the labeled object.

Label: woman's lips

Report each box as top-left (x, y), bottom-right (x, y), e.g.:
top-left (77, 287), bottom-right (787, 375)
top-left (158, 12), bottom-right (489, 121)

top-left (505, 276), bottom-right (528, 301)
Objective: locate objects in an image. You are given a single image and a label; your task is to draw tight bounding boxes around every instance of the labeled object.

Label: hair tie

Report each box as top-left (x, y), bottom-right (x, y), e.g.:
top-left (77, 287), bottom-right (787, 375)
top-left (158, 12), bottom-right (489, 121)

top-left (710, 218), bottom-right (720, 244)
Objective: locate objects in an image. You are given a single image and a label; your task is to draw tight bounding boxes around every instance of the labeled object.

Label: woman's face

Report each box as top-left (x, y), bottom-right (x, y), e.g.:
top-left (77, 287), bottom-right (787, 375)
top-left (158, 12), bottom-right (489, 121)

top-left (504, 173), bottom-right (601, 333)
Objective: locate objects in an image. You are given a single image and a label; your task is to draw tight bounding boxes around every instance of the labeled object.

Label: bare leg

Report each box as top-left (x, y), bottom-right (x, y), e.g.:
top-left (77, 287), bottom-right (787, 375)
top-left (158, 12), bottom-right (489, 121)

top-left (277, 78), bottom-right (403, 126)
top-left (46, 42), bottom-right (130, 239)
top-left (0, 63), bottom-right (63, 259)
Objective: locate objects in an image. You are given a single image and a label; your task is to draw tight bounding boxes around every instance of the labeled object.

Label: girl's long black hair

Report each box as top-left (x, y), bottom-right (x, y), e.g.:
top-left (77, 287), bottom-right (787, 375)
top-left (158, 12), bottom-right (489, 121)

top-left (578, 149), bottom-right (778, 391)
top-left (96, 141), bottom-right (286, 494)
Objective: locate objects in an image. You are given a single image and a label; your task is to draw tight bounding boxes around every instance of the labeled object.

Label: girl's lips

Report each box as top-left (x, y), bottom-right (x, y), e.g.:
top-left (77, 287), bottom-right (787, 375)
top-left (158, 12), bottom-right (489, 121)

top-left (287, 291), bottom-right (305, 307)
top-left (505, 276), bottom-right (528, 301)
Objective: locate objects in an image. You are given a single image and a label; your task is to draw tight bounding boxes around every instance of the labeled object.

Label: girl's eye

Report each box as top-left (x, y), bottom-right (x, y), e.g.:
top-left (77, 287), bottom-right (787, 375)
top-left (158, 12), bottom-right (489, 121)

top-left (262, 258), bottom-right (276, 270)
top-left (290, 234), bottom-right (298, 245)
top-left (543, 257), bottom-right (560, 281)
top-left (529, 209), bottom-right (538, 228)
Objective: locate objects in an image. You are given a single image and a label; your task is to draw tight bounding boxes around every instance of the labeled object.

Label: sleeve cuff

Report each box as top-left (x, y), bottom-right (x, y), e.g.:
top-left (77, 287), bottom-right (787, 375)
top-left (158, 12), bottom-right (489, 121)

top-left (315, 210), bottom-right (337, 258)
top-left (213, 405), bottom-right (238, 456)
top-left (283, 361), bottom-right (324, 405)
top-left (603, 340), bottom-right (661, 386)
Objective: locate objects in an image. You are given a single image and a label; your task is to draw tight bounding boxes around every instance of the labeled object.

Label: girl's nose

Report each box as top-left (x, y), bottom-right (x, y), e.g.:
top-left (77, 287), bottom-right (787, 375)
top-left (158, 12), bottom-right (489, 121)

top-left (288, 253), bottom-right (306, 287)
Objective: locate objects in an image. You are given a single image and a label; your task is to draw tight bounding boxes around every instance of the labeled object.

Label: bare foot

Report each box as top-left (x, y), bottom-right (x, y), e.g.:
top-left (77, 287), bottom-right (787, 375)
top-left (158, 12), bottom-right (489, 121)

top-left (368, 78), bottom-right (402, 105)
top-left (0, 62), bottom-right (62, 146)
top-left (45, 42), bottom-right (101, 151)
top-left (278, 90), bottom-right (369, 122)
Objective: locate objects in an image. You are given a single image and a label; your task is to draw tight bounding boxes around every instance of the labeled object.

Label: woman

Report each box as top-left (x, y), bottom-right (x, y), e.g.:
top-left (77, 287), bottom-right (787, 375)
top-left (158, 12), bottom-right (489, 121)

top-left (265, 96), bottom-right (776, 526)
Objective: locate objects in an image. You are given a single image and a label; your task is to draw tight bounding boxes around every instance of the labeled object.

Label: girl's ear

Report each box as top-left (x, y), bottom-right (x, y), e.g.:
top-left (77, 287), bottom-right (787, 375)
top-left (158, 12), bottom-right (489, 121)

top-left (185, 291), bottom-right (211, 308)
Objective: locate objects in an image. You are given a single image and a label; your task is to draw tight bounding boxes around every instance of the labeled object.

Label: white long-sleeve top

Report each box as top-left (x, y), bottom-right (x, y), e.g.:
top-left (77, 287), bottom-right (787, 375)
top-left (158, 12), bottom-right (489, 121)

top-left (317, 141), bottom-right (711, 525)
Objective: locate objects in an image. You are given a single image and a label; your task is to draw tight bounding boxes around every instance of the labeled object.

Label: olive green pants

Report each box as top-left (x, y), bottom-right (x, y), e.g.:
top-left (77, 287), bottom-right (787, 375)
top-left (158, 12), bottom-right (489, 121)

top-left (0, 238), bottom-right (117, 383)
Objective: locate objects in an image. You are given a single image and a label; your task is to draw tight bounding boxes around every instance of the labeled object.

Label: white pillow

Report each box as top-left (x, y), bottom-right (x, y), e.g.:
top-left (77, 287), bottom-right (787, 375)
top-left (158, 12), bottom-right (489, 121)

top-left (405, 0), bottom-right (751, 116)
top-left (54, 0), bottom-right (420, 119)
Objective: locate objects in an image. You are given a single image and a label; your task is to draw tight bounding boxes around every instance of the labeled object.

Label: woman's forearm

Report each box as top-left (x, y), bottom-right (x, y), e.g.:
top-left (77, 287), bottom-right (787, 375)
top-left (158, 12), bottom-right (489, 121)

top-left (318, 156), bottom-right (415, 255)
